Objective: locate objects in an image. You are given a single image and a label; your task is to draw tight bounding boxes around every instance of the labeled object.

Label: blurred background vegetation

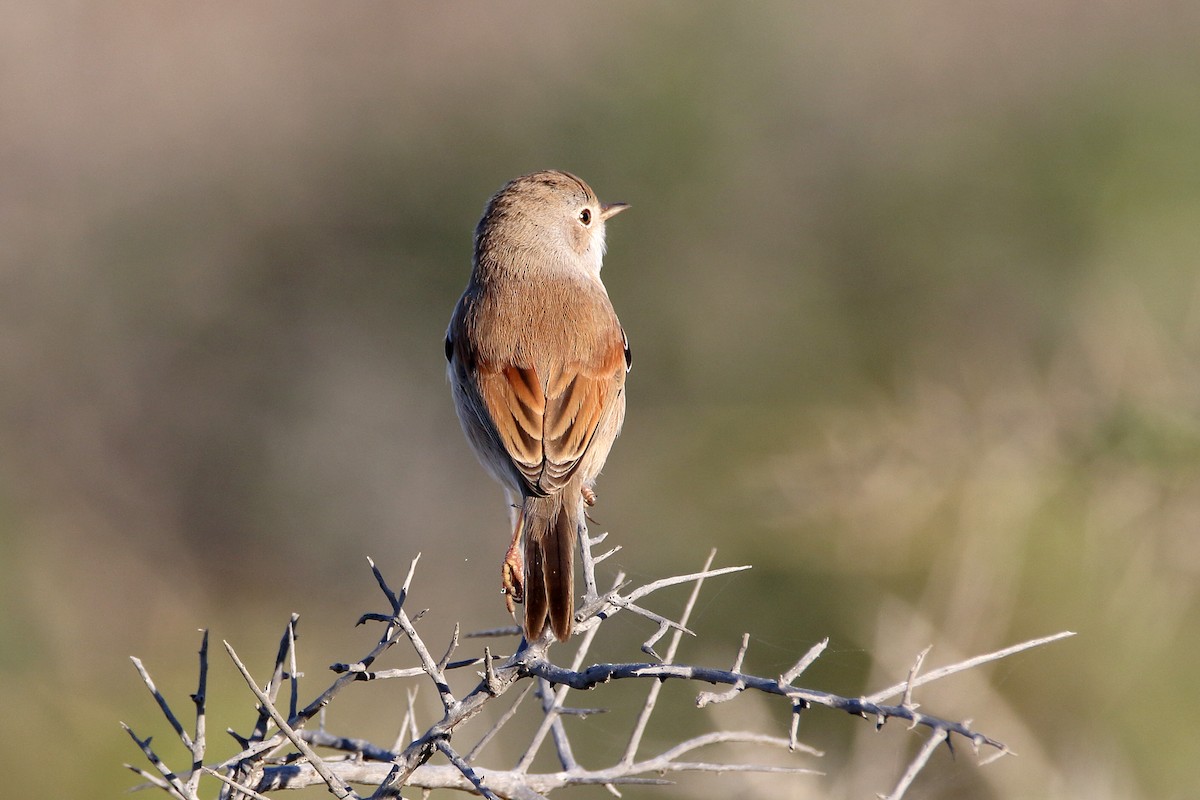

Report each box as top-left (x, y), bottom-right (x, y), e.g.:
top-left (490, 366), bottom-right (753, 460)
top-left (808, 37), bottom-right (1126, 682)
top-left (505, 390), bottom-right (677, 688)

top-left (3, 3), bottom-right (1198, 798)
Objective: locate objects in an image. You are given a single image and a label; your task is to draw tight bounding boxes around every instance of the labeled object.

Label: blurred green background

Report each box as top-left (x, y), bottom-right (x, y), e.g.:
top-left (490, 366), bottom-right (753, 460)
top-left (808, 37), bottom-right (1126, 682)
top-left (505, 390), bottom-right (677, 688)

top-left (3, 3), bottom-right (1199, 798)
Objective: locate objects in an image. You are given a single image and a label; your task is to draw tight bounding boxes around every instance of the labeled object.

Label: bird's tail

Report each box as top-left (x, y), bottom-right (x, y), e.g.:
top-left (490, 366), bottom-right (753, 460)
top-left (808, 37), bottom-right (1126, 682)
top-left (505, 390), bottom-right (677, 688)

top-left (522, 487), bottom-right (580, 642)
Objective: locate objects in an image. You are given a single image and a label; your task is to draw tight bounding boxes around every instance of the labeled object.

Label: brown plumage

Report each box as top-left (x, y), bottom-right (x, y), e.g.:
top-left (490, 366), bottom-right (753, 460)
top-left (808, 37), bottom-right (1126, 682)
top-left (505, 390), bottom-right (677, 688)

top-left (446, 171), bottom-right (630, 642)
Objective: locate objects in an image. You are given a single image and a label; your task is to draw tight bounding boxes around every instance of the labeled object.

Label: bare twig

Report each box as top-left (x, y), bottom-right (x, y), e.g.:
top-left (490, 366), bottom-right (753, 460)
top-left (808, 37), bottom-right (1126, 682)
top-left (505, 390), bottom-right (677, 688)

top-left (125, 762), bottom-right (174, 793)
top-left (636, 730), bottom-right (822, 771)
top-left (130, 657), bottom-right (193, 751)
top-left (697, 632), bottom-right (751, 707)
top-left (864, 631), bottom-right (1077, 704)
top-left (623, 564), bottom-right (751, 606)
top-left (466, 683), bottom-right (535, 762)
top-left (623, 549), bottom-right (717, 767)
top-left (254, 614), bottom-right (300, 743)
top-left (883, 728), bottom-right (949, 800)
top-left (437, 624), bottom-right (461, 672)
top-left (578, 530), bottom-right (604, 601)
top-left (188, 630), bottom-right (208, 797)
top-left (437, 739), bottom-right (504, 800)
top-left (515, 621), bottom-right (602, 773)
top-left (224, 640), bottom-right (356, 799)
top-left (121, 722), bottom-right (191, 800)
top-left (901, 645), bottom-right (932, 711)
top-left (202, 767), bottom-right (274, 800)
top-left (482, 646), bottom-right (501, 695)
top-left (286, 619), bottom-right (300, 721)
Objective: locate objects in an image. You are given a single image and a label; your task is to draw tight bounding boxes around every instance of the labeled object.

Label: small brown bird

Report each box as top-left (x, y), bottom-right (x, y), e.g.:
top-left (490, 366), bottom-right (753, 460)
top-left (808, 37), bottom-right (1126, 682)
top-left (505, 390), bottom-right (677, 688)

top-left (446, 171), bottom-right (630, 642)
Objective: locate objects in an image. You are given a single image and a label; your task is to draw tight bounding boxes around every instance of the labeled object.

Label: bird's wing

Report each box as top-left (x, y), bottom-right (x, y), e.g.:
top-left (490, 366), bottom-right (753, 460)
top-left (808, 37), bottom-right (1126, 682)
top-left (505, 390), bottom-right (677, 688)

top-left (473, 333), bottom-right (626, 496)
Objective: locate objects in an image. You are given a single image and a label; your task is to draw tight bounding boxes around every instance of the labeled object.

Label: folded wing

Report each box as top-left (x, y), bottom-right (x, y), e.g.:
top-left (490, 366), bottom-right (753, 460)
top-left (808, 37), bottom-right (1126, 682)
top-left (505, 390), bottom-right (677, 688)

top-left (476, 339), bottom-right (625, 497)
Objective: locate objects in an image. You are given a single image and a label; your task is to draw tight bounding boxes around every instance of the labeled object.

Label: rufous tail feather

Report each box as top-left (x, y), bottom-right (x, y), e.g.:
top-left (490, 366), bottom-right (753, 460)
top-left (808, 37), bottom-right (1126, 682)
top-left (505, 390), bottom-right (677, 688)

top-left (521, 490), bottom-right (579, 642)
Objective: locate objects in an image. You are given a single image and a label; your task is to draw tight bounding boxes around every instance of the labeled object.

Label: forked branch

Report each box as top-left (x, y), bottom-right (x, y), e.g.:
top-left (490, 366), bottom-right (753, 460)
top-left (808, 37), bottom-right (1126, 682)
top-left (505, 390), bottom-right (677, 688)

top-left (125, 539), bottom-right (1074, 800)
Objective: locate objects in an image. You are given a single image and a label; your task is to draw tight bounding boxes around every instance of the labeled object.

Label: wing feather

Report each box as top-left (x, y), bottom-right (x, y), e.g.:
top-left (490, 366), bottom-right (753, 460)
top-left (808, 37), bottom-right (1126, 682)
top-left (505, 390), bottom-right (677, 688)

top-left (539, 339), bottom-right (626, 494)
top-left (451, 291), bottom-right (627, 498)
top-left (476, 363), bottom-right (544, 488)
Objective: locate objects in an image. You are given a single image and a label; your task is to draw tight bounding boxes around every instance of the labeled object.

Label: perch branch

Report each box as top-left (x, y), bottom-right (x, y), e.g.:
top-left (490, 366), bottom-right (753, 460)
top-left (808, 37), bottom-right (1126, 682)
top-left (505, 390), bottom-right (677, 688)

top-left (127, 547), bottom-right (1073, 800)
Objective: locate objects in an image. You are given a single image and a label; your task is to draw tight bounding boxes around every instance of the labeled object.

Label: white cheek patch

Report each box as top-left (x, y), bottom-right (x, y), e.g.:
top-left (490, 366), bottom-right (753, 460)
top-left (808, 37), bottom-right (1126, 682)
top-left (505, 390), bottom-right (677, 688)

top-left (591, 225), bottom-right (608, 274)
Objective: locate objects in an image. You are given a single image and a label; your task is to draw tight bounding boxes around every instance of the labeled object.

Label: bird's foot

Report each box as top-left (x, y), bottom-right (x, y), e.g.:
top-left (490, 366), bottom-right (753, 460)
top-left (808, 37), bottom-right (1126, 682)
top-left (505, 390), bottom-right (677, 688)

top-left (502, 540), bottom-right (524, 614)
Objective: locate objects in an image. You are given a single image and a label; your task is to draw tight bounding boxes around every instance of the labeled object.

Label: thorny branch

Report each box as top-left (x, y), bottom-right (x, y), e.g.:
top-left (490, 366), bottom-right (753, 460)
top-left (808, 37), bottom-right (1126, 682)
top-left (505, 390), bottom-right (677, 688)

top-left (125, 537), bottom-right (1074, 800)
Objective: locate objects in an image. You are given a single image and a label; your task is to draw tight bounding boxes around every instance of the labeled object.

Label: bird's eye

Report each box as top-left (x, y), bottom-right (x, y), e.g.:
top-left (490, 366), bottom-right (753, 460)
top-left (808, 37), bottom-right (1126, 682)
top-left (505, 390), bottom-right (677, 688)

top-left (579, 208), bottom-right (592, 225)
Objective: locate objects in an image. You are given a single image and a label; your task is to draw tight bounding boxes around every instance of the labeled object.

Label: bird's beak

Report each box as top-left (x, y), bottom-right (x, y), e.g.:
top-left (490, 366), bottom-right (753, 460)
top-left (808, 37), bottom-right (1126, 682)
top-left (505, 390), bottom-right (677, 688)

top-left (600, 202), bottom-right (630, 220)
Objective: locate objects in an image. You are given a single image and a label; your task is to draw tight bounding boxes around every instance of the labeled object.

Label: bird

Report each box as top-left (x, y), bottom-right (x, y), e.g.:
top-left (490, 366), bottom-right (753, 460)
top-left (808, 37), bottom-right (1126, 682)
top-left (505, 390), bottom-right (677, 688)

top-left (445, 170), bottom-right (630, 642)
